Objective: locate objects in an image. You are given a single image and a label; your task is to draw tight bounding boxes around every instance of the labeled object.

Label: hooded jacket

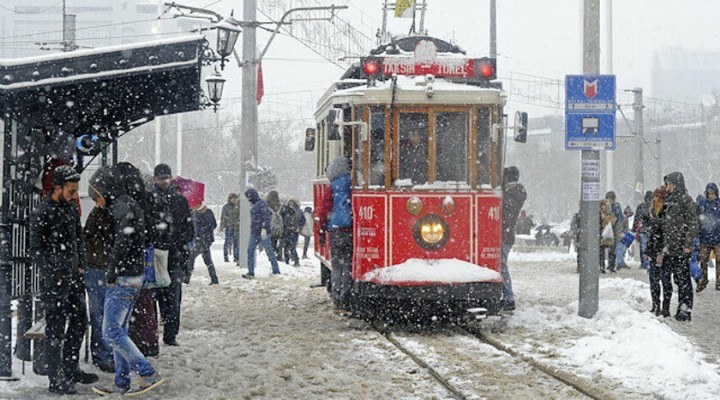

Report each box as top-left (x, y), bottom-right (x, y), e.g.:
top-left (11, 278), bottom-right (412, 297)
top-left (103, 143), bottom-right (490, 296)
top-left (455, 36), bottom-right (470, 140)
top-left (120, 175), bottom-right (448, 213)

top-left (633, 191), bottom-right (653, 234)
top-left (502, 167), bottom-right (527, 246)
top-left (697, 182), bottom-right (720, 244)
top-left (220, 195), bottom-right (240, 231)
top-left (91, 166), bottom-right (147, 283)
top-left (151, 183), bottom-right (194, 252)
top-left (326, 157), bottom-right (352, 231)
top-left (245, 188), bottom-right (272, 235)
top-left (193, 206), bottom-right (217, 243)
top-left (662, 172), bottom-right (699, 253)
top-left (83, 205), bottom-right (112, 270)
top-left (281, 199), bottom-right (306, 236)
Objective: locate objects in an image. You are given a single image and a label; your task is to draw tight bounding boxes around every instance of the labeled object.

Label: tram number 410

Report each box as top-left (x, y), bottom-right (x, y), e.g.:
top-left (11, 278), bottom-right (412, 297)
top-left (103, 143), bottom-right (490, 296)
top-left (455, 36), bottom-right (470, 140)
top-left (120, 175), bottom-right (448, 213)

top-left (487, 206), bottom-right (500, 221)
top-left (358, 206), bottom-right (375, 221)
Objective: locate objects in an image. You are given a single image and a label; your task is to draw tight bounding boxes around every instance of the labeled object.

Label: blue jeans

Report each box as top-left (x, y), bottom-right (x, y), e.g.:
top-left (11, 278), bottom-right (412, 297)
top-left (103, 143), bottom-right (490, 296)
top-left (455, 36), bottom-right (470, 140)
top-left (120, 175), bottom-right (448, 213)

top-left (84, 268), bottom-right (113, 366)
top-left (247, 234), bottom-right (280, 275)
top-left (103, 276), bottom-right (156, 390)
top-left (501, 244), bottom-right (514, 302)
top-left (224, 228), bottom-right (240, 262)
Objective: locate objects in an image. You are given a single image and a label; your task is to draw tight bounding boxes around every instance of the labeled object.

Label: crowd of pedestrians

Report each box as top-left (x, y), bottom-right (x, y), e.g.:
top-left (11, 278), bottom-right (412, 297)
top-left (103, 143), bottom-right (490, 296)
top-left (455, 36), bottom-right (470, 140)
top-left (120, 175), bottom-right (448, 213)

top-left (28, 161), bottom-right (322, 395)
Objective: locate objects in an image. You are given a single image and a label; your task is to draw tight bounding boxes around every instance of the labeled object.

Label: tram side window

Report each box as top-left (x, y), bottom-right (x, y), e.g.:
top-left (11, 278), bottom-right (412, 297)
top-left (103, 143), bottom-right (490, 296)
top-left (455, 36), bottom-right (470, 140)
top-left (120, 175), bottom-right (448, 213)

top-left (435, 112), bottom-right (467, 182)
top-left (398, 113), bottom-right (429, 185)
top-left (476, 108), bottom-right (491, 186)
top-left (369, 109), bottom-right (385, 186)
top-left (355, 107), bottom-right (365, 187)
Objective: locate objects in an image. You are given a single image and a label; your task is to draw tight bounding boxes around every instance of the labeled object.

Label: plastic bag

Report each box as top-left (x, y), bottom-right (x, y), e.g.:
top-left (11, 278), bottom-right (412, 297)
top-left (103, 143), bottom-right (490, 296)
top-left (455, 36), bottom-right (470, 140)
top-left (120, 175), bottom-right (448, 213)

top-left (689, 260), bottom-right (702, 283)
top-left (143, 248), bottom-right (171, 289)
top-left (620, 231), bottom-right (635, 247)
top-left (602, 223), bottom-right (614, 241)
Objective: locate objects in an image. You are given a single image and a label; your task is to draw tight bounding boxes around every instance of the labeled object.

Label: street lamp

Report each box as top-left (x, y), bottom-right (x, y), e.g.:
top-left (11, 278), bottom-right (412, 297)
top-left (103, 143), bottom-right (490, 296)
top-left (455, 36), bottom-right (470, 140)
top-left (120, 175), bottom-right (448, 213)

top-left (205, 68), bottom-right (226, 112)
top-left (214, 15), bottom-right (241, 69)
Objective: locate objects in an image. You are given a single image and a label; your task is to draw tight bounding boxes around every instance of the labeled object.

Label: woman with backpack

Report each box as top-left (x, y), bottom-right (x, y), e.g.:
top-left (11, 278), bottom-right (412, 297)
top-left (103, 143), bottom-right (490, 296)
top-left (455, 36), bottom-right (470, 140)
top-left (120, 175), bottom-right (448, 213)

top-left (281, 199), bottom-right (306, 266)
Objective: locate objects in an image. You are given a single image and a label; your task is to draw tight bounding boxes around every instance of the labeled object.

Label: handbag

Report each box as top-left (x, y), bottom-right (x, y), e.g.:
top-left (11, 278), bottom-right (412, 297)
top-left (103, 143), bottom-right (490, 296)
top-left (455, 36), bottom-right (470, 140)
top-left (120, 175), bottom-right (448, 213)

top-left (689, 260), bottom-right (702, 283)
top-left (143, 247), bottom-right (171, 288)
top-left (601, 223), bottom-right (614, 241)
top-left (620, 231), bottom-right (635, 247)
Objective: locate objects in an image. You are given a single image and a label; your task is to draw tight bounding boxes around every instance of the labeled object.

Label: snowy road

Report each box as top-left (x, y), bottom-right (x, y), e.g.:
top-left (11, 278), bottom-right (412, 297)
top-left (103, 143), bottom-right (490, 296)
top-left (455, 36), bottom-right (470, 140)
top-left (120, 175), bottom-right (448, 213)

top-left (2, 247), bottom-right (720, 399)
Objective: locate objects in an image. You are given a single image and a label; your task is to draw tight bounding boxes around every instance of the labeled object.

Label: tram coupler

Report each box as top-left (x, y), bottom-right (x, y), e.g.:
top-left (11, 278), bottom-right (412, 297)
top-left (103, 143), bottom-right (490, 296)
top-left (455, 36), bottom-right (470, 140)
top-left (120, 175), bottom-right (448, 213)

top-left (465, 307), bottom-right (488, 320)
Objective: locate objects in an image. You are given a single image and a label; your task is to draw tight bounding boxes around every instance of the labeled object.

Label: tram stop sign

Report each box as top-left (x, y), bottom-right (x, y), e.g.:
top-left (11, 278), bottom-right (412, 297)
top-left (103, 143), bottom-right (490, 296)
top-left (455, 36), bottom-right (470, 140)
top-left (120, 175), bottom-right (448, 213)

top-left (565, 75), bottom-right (616, 150)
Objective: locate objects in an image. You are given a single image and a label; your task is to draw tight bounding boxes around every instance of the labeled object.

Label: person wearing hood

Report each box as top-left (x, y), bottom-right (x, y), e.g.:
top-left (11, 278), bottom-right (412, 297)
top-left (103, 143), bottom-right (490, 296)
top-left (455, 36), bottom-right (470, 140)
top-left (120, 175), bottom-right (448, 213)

top-left (301, 206), bottom-right (314, 259)
top-left (190, 203), bottom-right (219, 284)
top-left (266, 190), bottom-right (284, 261)
top-left (501, 166), bottom-right (526, 311)
top-left (696, 182), bottom-right (720, 292)
top-left (83, 167), bottom-right (116, 373)
top-left (281, 199), bottom-right (306, 266)
top-left (29, 165), bottom-right (98, 395)
top-left (319, 157), bottom-right (353, 314)
top-left (660, 172), bottom-right (698, 321)
top-left (614, 206), bottom-right (635, 270)
top-left (646, 186), bottom-right (672, 316)
top-left (220, 193), bottom-right (241, 265)
top-left (115, 163), bottom-right (159, 358)
top-left (91, 164), bottom-right (164, 395)
top-left (243, 187), bottom-right (281, 278)
top-left (150, 163), bottom-right (194, 347)
top-left (634, 191), bottom-right (654, 270)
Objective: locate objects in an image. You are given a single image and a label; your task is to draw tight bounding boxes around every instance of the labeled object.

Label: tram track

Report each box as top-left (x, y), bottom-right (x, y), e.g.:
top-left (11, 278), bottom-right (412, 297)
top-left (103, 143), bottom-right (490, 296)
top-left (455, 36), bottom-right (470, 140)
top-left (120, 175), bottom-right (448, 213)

top-left (372, 320), bottom-right (615, 400)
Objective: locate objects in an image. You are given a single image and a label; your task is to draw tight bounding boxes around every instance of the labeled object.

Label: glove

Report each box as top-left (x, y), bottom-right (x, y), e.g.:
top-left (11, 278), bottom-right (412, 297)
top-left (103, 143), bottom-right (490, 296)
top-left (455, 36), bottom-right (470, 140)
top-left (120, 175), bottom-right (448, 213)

top-left (261, 229), bottom-right (268, 240)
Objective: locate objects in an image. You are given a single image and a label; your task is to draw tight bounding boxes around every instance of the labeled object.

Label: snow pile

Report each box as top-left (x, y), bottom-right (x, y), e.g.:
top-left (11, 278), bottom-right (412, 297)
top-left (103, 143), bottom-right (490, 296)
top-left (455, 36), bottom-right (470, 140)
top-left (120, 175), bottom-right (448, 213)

top-left (361, 258), bottom-right (501, 284)
top-left (507, 277), bottom-right (720, 399)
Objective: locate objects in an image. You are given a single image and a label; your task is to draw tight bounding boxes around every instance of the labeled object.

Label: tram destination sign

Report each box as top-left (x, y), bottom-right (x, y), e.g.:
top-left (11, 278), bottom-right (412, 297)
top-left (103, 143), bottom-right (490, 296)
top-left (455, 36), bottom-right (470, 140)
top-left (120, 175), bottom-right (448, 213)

top-left (565, 75), bottom-right (616, 150)
top-left (381, 56), bottom-right (475, 78)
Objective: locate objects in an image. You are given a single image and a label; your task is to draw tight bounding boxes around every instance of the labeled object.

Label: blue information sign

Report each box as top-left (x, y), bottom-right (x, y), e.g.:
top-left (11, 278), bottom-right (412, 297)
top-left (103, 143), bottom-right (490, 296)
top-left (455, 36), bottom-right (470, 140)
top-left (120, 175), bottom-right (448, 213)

top-left (565, 75), bottom-right (616, 150)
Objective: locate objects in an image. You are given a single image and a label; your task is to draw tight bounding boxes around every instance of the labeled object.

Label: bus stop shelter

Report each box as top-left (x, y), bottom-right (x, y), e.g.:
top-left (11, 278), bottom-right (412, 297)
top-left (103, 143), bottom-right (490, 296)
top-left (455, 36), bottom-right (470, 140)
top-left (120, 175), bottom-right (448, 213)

top-left (0, 35), bottom-right (206, 378)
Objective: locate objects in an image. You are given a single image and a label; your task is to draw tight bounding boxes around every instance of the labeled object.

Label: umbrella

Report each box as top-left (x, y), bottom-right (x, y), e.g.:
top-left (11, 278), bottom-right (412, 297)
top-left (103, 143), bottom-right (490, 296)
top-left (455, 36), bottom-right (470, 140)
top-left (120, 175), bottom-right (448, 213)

top-left (535, 224), bottom-right (553, 231)
top-left (171, 176), bottom-right (205, 209)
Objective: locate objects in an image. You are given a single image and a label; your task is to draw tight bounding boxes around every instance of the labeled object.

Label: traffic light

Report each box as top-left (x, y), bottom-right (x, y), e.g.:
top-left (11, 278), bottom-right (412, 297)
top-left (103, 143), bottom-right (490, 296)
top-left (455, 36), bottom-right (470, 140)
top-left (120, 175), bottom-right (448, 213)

top-left (475, 57), bottom-right (496, 80)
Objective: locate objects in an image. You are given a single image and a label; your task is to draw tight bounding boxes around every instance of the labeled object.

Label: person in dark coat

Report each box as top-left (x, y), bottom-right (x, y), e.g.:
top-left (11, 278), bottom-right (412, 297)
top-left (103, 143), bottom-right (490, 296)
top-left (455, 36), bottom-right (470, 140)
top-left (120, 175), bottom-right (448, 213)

top-left (633, 190), bottom-right (653, 270)
top-left (91, 165), bottom-right (163, 395)
top-left (696, 182), bottom-right (720, 292)
top-left (319, 157), bottom-right (353, 314)
top-left (116, 162), bottom-right (159, 358)
top-left (660, 172), bottom-right (699, 321)
top-left (266, 190), bottom-right (284, 261)
top-left (281, 199), bottom-right (306, 266)
top-left (646, 187), bottom-right (672, 316)
top-left (243, 188), bottom-right (281, 278)
top-left (220, 193), bottom-right (241, 264)
top-left (151, 164), bottom-right (194, 346)
top-left (190, 204), bottom-right (219, 284)
top-left (29, 166), bottom-right (98, 395)
top-left (84, 168), bottom-right (116, 373)
top-left (500, 166), bottom-right (527, 311)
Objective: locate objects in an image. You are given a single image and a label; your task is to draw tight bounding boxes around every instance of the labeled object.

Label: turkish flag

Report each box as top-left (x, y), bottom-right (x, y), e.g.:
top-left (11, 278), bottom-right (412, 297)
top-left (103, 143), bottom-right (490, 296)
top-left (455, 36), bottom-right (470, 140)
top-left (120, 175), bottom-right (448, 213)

top-left (256, 61), bottom-right (264, 105)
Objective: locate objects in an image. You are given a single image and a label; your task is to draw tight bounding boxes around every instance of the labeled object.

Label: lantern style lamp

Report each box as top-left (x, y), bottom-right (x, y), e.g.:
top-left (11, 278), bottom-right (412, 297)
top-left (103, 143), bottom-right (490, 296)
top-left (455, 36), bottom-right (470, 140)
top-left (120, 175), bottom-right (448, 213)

top-left (214, 15), bottom-right (241, 69)
top-left (206, 69), bottom-right (226, 111)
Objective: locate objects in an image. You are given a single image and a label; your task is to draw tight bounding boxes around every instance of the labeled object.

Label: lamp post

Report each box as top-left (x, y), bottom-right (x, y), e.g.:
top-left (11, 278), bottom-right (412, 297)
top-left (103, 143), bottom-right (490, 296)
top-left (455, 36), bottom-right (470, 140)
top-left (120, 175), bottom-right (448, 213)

top-left (214, 16), bottom-right (242, 70)
top-left (205, 69), bottom-right (226, 111)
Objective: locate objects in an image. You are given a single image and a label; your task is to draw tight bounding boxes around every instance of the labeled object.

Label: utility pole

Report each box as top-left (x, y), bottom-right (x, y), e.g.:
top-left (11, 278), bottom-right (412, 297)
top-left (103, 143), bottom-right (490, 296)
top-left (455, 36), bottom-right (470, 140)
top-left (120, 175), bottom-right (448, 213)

top-left (604, 0), bottom-right (613, 194)
top-left (237, 0), bottom-right (258, 270)
top-left (579, 0), bottom-right (600, 319)
top-left (61, 0), bottom-right (77, 52)
top-left (633, 88), bottom-right (644, 206)
top-left (176, 114), bottom-right (183, 176)
top-left (154, 0), bottom-right (163, 167)
top-left (489, 0), bottom-right (497, 58)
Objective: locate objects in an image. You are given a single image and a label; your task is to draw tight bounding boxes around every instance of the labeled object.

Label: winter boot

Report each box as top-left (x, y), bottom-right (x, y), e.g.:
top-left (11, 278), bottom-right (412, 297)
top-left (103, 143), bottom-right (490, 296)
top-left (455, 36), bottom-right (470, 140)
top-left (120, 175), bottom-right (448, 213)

top-left (650, 301), bottom-right (660, 315)
top-left (661, 300), bottom-right (671, 318)
top-left (696, 278), bottom-right (708, 293)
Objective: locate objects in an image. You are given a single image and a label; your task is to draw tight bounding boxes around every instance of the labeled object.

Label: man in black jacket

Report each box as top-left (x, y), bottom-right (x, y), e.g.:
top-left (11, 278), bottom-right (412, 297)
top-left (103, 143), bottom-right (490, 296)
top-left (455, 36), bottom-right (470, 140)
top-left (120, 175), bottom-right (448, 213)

top-left (661, 172), bottom-right (698, 321)
top-left (501, 166), bottom-right (527, 311)
top-left (633, 191), bottom-right (653, 270)
top-left (29, 165), bottom-right (98, 395)
top-left (151, 164), bottom-right (194, 346)
top-left (220, 193), bottom-right (240, 264)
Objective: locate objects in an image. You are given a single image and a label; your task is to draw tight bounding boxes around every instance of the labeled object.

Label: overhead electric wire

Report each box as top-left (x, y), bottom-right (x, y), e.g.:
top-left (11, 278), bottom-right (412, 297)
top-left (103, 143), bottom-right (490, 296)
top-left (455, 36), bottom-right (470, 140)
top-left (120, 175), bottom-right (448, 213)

top-left (0, 0), bottom-right (63, 14)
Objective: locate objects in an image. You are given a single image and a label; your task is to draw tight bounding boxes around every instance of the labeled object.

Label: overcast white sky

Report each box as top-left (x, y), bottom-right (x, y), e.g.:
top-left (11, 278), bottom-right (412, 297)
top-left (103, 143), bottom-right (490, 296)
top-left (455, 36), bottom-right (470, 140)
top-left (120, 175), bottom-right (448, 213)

top-left (178, 0), bottom-right (720, 120)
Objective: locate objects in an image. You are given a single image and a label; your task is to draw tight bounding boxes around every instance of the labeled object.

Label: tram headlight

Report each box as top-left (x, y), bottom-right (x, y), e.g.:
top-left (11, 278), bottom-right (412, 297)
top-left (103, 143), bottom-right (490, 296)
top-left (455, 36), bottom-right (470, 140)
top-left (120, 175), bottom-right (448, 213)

top-left (413, 214), bottom-right (450, 250)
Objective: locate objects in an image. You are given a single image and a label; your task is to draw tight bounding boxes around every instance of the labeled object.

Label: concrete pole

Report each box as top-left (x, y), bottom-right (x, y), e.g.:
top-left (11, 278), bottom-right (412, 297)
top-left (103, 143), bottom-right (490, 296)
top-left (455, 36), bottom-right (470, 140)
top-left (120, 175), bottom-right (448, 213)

top-left (154, 0), bottom-right (163, 167)
top-left (176, 114), bottom-right (183, 176)
top-left (633, 88), bottom-right (644, 206)
top-left (490, 0), bottom-right (497, 58)
top-left (238, 0), bottom-right (258, 270)
top-left (579, 0), bottom-right (601, 319)
top-left (605, 0), bottom-right (613, 193)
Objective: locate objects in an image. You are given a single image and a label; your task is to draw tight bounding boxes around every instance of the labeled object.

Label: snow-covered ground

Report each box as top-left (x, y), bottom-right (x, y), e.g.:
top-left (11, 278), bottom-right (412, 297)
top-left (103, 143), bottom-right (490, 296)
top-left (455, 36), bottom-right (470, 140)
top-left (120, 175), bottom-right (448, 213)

top-left (1, 246), bottom-right (719, 399)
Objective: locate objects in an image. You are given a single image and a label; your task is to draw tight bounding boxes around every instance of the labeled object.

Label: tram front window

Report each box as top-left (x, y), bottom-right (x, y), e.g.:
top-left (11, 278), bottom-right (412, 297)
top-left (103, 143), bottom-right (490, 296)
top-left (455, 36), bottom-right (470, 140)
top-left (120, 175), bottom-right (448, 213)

top-left (398, 113), bottom-right (429, 185)
top-left (436, 112), bottom-right (467, 182)
top-left (369, 109), bottom-right (385, 186)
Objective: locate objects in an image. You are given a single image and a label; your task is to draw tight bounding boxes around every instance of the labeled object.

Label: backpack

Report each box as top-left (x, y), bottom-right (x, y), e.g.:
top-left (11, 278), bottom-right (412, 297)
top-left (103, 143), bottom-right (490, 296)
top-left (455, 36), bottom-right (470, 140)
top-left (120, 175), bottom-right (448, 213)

top-left (270, 210), bottom-right (284, 238)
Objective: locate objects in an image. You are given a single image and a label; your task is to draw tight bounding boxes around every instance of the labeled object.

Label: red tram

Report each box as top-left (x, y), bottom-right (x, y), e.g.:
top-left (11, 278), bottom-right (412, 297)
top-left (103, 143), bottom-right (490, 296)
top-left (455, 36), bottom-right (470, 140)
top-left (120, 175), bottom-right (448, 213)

top-left (307, 36), bottom-right (526, 317)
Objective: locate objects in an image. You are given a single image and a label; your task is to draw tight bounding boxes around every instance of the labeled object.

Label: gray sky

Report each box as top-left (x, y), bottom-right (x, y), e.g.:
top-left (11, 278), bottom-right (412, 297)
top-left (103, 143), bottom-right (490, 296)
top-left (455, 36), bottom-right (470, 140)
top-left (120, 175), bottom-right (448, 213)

top-left (179, 0), bottom-right (720, 120)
